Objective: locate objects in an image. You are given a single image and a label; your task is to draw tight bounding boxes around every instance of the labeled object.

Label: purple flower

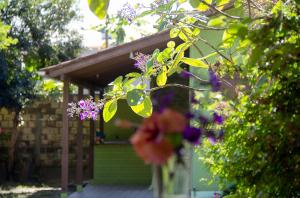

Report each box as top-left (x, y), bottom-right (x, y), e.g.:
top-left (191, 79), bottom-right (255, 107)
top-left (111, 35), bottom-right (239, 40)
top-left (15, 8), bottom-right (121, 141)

top-left (207, 130), bottom-right (216, 145)
top-left (118, 3), bottom-right (137, 22)
top-left (78, 100), bottom-right (86, 109)
top-left (180, 70), bottom-right (192, 79)
top-left (183, 126), bottom-right (202, 145)
top-left (209, 71), bottom-right (221, 92)
top-left (79, 112), bottom-right (86, 120)
top-left (217, 129), bottom-right (224, 140)
top-left (213, 112), bottom-right (223, 125)
top-left (132, 53), bottom-right (151, 73)
top-left (190, 92), bottom-right (198, 104)
top-left (185, 112), bottom-right (194, 119)
top-left (90, 111), bottom-right (98, 120)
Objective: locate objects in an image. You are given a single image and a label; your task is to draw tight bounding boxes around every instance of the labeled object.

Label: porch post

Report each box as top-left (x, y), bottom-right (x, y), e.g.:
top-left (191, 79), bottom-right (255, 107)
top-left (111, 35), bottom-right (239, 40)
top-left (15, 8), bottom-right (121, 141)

top-left (88, 88), bottom-right (95, 179)
top-left (61, 75), bottom-right (70, 197)
top-left (99, 89), bottom-right (104, 134)
top-left (76, 85), bottom-right (83, 191)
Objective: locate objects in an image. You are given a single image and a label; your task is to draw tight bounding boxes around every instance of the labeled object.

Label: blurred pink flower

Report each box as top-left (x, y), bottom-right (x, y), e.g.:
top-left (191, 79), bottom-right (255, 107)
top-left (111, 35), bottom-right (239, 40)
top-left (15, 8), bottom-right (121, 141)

top-left (131, 109), bottom-right (186, 165)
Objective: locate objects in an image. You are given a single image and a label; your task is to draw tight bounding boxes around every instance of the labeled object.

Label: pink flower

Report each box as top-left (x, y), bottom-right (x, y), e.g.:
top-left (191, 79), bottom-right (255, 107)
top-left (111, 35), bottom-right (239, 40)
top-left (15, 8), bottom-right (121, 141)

top-left (131, 109), bottom-right (186, 165)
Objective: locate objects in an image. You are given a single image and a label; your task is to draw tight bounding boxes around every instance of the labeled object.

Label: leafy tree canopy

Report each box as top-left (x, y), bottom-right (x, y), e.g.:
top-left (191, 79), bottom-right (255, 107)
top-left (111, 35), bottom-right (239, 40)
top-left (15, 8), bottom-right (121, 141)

top-left (0, 0), bottom-right (82, 111)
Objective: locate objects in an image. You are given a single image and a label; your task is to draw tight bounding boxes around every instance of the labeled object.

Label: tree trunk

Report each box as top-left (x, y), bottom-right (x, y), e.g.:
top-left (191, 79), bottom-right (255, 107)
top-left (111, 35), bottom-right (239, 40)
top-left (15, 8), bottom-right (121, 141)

top-left (7, 110), bottom-right (20, 180)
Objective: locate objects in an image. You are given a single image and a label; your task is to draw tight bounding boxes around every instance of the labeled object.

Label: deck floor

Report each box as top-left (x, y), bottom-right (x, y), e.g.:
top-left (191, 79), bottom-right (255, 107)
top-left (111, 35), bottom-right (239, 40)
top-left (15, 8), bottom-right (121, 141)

top-left (68, 185), bottom-right (152, 198)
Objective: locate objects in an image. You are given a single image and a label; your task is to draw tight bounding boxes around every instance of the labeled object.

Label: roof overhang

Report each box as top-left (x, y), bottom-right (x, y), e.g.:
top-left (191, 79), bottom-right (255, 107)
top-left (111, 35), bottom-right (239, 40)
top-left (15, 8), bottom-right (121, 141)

top-left (41, 30), bottom-right (181, 87)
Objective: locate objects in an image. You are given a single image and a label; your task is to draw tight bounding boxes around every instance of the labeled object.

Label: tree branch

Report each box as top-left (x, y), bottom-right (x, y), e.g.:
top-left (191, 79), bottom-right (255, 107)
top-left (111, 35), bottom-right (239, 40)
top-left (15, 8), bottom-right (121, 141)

top-left (198, 36), bottom-right (233, 64)
top-left (147, 83), bottom-right (208, 93)
top-left (199, 0), bottom-right (242, 20)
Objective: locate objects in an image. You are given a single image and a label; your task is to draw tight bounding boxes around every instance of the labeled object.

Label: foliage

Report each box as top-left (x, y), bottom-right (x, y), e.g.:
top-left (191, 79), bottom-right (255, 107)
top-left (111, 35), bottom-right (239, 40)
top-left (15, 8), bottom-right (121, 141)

top-left (83, 0), bottom-right (300, 196)
top-left (201, 1), bottom-right (300, 197)
top-left (0, 0), bottom-right (82, 111)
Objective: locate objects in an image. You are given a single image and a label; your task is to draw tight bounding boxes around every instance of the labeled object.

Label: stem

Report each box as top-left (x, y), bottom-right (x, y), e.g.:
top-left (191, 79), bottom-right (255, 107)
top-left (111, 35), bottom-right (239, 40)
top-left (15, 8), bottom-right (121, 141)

top-left (181, 69), bottom-right (209, 83)
top-left (247, 0), bottom-right (252, 19)
top-left (199, 0), bottom-right (242, 20)
top-left (198, 36), bottom-right (233, 64)
top-left (147, 83), bottom-right (208, 93)
top-left (248, 0), bottom-right (266, 12)
top-left (180, 28), bottom-right (210, 65)
top-left (179, 20), bottom-right (225, 31)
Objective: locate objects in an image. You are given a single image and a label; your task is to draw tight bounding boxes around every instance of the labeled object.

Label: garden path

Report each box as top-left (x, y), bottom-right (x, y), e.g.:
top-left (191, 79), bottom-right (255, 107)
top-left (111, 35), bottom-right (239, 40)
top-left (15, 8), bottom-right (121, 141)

top-left (68, 185), bottom-right (152, 198)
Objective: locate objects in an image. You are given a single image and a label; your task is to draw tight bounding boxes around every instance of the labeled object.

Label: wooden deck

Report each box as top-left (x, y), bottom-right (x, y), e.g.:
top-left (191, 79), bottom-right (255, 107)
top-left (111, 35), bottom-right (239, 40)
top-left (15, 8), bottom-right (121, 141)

top-left (68, 185), bottom-right (152, 198)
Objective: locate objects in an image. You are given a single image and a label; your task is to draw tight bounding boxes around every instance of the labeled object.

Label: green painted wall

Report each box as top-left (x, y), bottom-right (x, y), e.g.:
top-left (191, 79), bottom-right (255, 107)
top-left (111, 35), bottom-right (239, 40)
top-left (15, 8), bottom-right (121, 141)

top-left (93, 145), bottom-right (152, 185)
top-left (190, 8), bottom-right (243, 191)
top-left (102, 100), bottom-right (142, 141)
top-left (93, 100), bottom-right (151, 185)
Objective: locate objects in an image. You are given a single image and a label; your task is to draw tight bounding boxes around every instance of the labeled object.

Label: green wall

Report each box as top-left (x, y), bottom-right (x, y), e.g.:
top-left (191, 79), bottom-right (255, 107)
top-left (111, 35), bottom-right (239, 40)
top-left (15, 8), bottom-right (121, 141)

top-left (102, 100), bottom-right (142, 141)
top-left (93, 144), bottom-right (152, 185)
top-left (190, 7), bottom-right (243, 191)
top-left (93, 100), bottom-right (151, 185)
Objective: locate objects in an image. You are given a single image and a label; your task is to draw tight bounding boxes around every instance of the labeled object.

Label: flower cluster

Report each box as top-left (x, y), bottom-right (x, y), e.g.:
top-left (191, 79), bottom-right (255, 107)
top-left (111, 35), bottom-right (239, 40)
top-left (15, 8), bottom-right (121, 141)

top-left (132, 52), bottom-right (151, 73)
top-left (118, 3), bottom-right (137, 22)
top-left (152, 0), bottom-right (171, 7)
top-left (67, 97), bottom-right (104, 121)
top-left (132, 52), bottom-right (162, 75)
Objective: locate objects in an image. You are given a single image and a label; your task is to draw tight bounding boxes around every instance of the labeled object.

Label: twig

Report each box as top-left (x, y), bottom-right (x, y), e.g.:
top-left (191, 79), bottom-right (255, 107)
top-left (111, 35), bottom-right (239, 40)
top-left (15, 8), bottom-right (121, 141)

top-left (179, 20), bottom-right (226, 31)
top-left (247, 0), bottom-right (252, 19)
top-left (199, 0), bottom-right (242, 20)
top-left (181, 69), bottom-right (209, 83)
top-left (180, 28), bottom-right (210, 65)
top-left (248, 0), bottom-right (266, 12)
top-left (198, 36), bottom-right (234, 64)
top-left (147, 83), bottom-right (208, 92)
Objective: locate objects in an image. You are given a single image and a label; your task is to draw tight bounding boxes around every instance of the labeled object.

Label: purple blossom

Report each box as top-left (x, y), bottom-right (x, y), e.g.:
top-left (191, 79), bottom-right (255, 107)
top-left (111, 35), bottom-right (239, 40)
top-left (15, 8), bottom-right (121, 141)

top-left (190, 92), bottom-right (198, 104)
top-left (90, 111), bottom-right (98, 120)
top-left (118, 3), bottom-right (137, 22)
top-left (68, 97), bottom-right (103, 121)
top-left (209, 71), bottom-right (221, 92)
top-left (185, 112), bottom-right (194, 119)
top-left (213, 112), bottom-right (223, 125)
top-left (183, 126), bottom-right (202, 145)
top-left (217, 129), bottom-right (224, 140)
top-left (207, 130), bottom-right (216, 145)
top-left (78, 100), bottom-right (86, 109)
top-left (180, 70), bottom-right (192, 79)
top-left (79, 112), bottom-right (86, 120)
top-left (132, 53), bottom-right (151, 73)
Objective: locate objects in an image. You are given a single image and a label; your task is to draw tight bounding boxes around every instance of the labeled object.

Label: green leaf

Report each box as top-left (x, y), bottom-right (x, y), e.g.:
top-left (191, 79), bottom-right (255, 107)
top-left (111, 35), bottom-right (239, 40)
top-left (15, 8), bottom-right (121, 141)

top-left (216, 0), bottom-right (230, 10)
top-left (207, 16), bottom-right (227, 27)
top-left (181, 57), bottom-right (208, 68)
top-left (198, 52), bottom-right (219, 60)
top-left (179, 32), bottom-right (188, 42)
top-left (272, 0), bottom-right (283, 14)
top-left (156, 66), bottom-right (167, 86)
top-left (170, 28), bottom-right (180, 38)
top-left (196, 0), bottom-right (212, 12)
top-left (103, 99), bottom-right (117, 122)
top-left (167, 41), bottom-right (175, 48)
top-left (88, 0), bottom-right (110, 20)
top-left (130, 96), bottom-right (153, 117)
top-left (126, 89), bottom-right (145, 106)
top-left (125, 72), bottom-right (141, 78)
top-left (189, 0), bottom-right (199, 8)
top-left (112, 76), bottom-right (123, 90)
top-left (146, 59), bottom-right (154, 69)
